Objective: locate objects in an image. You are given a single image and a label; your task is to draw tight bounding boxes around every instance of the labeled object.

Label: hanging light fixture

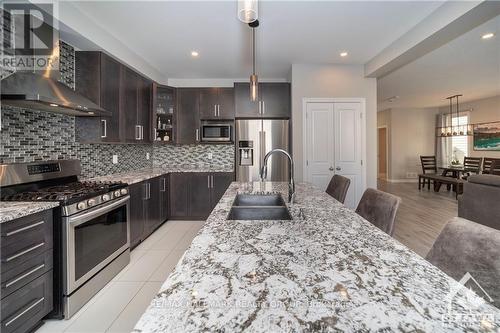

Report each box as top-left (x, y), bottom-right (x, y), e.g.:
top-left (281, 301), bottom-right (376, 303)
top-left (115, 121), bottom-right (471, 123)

top-left (249, 20), bottom-right (259, 102)
top-left (238, 0), bottom-right (258, 23)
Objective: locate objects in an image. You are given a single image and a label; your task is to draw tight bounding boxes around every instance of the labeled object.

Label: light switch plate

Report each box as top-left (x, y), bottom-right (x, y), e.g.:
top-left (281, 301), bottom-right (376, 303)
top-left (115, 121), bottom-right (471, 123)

top-left (146, 152), bottom-right (150, 160)
top-left (208, 153), bottom-right (213, 160)
top-left (112, 155), bottom-right (118, 164)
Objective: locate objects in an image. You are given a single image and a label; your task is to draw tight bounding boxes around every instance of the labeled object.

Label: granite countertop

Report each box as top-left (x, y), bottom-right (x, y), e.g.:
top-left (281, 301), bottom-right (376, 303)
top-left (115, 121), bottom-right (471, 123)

top-left (0, 201), bottom-right (59, 223)
top-left (134, 181), bottom-right (499, 332)
top-left (84, 164), bottom-right (234, 185)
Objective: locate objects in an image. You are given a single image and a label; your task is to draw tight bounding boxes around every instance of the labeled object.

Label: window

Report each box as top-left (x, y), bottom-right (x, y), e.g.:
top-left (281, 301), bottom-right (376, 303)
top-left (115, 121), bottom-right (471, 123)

top-left (451, 115), bottom-right (469, 163)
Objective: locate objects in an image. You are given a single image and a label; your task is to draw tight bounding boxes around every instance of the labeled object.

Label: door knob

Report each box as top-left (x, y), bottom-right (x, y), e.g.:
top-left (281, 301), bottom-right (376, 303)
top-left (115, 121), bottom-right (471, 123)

top-left (336, 167), bottom-right (341, 171)
top-left (329, 167), bottom-right (334, 171)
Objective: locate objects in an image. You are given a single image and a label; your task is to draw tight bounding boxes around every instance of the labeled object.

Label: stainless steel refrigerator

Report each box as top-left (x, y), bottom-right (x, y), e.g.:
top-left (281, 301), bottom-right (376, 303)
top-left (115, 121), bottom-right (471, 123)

top-left (235, 119), bottom-right (290, 182)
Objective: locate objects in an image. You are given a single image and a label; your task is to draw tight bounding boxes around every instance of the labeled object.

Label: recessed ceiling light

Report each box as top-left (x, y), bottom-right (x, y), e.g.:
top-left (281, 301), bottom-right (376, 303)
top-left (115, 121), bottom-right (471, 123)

top-left (340, 52), bottom-right (348, 57)
top-left (49, 103), bottom-right (58, 107)
top-left (482, 33), bottom-right (494, 40)
top-left (191, 51), bottom-right (199, 57)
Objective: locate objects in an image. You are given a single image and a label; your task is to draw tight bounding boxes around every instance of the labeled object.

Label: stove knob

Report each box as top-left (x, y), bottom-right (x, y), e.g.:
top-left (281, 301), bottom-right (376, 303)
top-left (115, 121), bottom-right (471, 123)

top-left (87, 199), bottom-right (96, 207)
top-left (102, 194), bottom-right (111, 202)
top-left (114, 190), bottom-right (121, 197)
top-left (77, 202), bottom-right (87, 210)
top-left (120, 188), bottom-right (128, 195)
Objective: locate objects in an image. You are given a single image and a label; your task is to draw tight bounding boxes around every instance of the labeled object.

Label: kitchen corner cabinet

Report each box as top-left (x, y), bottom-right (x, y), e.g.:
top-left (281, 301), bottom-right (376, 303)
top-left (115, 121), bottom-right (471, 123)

top-left (169, 172), bottom-right (234, 220)
top-left (176, 88), bottom-right (200, 144)
top-left (199, 88), bottom-right (234, 120)
top-left (129, 176), bottom-right (168, 249)
top-left (234, 82), bottom-right (290, 119)
top-left (75, 51), bottom-right (121, 143)
top-left (75, 51), bottom-right (152, 144)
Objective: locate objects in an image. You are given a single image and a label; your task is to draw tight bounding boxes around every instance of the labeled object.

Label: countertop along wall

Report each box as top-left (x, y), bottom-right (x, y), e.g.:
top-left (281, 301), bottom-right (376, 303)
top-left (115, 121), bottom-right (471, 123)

top-left (290, 64), bottom-right (377, 188)
top-left (438, 94), bottom-right (500, 159)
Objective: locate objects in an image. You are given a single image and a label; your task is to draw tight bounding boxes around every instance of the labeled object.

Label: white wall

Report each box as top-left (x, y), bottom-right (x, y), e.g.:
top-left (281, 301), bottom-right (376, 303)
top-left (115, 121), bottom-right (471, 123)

top-left (438, 95), bottom-right (500, 159)
top-left (379, 107), bottom-right (439, 181)
top-left (290, 64), bottom-right (377, 188)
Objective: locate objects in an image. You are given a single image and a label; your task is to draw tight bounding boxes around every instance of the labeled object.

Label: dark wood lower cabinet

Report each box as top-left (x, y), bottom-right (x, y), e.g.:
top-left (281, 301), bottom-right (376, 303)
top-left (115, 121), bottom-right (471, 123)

top-left (129, 176), bottom-right (170, 249)
top-left (169, 172), bottom-right (234, 220)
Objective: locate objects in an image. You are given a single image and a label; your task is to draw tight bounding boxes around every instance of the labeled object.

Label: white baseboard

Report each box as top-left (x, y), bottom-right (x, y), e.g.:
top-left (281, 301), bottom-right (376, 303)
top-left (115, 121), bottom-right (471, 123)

top-left (386, 178), bottom-right (419, 183)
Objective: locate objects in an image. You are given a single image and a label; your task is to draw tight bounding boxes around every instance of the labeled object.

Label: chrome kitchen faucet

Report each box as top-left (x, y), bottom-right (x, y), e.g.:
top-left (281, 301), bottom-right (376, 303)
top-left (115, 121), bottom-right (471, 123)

top-left (260, 149), bottom-right (295, 204)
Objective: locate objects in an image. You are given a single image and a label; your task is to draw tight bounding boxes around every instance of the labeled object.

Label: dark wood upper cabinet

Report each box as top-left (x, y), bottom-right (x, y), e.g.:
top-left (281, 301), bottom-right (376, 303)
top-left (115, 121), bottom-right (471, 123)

top-left (234, 82), bottom-right (259, 118)
top-left (152, 83), bottom-right (176, 143)
top-left (176, 88), bottom-right (200, 144)
top-left (234, 82), bottom-right (290, 119)
top-left (199, 88), bottom-right (234, 120)
top-left (75, 51), bottom-right (121, 142)
top-left (75, 51), bottom-right (152, 143)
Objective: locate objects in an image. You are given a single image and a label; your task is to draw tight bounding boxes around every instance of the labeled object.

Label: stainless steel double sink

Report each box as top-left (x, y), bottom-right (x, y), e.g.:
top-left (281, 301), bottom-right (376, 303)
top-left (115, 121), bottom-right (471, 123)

top-left (227, 194), bottom-right (292, 220)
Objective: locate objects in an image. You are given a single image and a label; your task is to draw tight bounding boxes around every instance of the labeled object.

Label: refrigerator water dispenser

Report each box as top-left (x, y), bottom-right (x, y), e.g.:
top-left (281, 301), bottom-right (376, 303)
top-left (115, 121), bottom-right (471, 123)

top-left (238, 141), bottom-right (254, 166)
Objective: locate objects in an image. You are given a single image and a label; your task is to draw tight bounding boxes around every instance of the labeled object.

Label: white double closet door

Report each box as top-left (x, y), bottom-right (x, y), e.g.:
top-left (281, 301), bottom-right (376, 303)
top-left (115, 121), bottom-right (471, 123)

top-left (305, 101), bottom-right (364, 208)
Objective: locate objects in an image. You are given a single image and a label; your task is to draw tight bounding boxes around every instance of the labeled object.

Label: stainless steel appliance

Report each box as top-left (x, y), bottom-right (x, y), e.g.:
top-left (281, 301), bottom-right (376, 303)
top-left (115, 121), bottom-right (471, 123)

top-left (201, 122), bottom-right (233, 142)
top-left (0, 160), bottom-right (130, 319)
top-left (235, 119), bottom-right (290, 182)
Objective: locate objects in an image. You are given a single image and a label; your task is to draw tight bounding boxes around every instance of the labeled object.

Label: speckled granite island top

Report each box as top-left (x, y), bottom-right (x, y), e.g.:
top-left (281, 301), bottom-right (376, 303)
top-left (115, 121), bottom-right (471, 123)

top-left (135, 182), bottom-right (499, 332)
top-left (84, 164), bottom-right (234, 185)
top-left (0, 201), bottom-right (59, 223)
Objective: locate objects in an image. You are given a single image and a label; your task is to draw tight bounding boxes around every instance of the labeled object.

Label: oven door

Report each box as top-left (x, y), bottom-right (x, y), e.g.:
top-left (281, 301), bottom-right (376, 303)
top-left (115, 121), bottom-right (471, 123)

top-left (201, 124), bottom-right (232, 142)
top-left (64, 195), bottom-right (130, 294)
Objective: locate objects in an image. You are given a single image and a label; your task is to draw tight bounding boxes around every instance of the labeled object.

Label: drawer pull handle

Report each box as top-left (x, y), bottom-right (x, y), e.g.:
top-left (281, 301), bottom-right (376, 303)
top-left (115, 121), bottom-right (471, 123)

top-left (4, 297), bottom-right (45, 327)
top-left (5, 264), bottom-right (45, 288)
top-left (4, 243), bottom-right (45, 262)
top-left (4, 221), bottom-right (44, 237)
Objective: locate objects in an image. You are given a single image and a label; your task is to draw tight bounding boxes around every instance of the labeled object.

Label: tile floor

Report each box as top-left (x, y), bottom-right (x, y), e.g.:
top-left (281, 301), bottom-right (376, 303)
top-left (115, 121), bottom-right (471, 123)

top-left (37, 220), bottom-right (204, 333)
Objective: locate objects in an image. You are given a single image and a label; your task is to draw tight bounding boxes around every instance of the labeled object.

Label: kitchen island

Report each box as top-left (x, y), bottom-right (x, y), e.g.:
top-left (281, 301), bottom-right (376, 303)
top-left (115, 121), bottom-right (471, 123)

top-left (134, 182), bottom-right (499, 332)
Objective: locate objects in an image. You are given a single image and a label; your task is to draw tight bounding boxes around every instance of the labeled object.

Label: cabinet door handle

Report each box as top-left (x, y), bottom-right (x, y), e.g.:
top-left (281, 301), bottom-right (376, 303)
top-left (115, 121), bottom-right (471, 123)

top-left (214, 105), bottom-right (217, 117)
top-left (4, 220), bottom-right (44, 237)
top-left (217, 104), bottom-right (220, 117)
top-left (141, 125), bottom-right (144, 140)
top-left (4, 242), bottom-right (45, 262)
top-left (143, 183), bottom-right (148, 200)
top-left (207, 175), bottom-right (210, 188)
top-left (5, 263), bottom-right (45, 288)
top-left (258, 101), bottom-right (261, 114)
top-left (262, 100), bottom-right (265, 114)
top-left (4, 297), bottom-right (45, 327)
top-left (196, 129), bottom-right (200, 142)
top-left (101, 119), bottom-right (107, 138)
top-left (148, 183), bottom-right (151, 199)
top-left (135, 125), bottom-right (141, 140)
top-left (211, 175), bottom-right (214, 188)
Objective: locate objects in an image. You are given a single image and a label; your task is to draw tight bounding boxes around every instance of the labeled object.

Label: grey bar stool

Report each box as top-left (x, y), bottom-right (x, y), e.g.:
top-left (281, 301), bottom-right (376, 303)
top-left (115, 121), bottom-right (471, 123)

top-left (355, 188), bottom-right (401, 236)
top-left (426, 217), bottom-right (500, 308)
top-left (325, 175), bottom-right (351, 204)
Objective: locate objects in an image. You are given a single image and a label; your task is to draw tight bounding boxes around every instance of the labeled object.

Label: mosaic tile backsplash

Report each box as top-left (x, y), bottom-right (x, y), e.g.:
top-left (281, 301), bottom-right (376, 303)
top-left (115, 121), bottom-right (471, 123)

top-left (153, 144), bottom-right (234, 169)
top-left (1, 106), bottom-right (234, 178)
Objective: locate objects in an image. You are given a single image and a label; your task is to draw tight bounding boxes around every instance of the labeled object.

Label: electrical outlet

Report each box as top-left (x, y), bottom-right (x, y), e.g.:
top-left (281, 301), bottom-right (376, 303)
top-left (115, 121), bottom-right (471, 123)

top-left (146, 152), bottom-right (150, 160)
top-left (112, 155), bottom-right (118, 164)
top-left (208, 152), bottom-right (213, 160)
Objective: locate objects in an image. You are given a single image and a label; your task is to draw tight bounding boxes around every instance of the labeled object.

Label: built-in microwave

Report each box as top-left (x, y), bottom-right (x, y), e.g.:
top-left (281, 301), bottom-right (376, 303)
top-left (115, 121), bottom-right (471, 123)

top-left (201, 122), bottom-right (233, 142)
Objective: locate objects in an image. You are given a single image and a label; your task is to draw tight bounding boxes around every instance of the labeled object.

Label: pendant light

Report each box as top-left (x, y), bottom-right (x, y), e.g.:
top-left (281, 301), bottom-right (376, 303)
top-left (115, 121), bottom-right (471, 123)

top-left (249, 20), bottom-right (259, 102)
top-left (238, 0), bottom-right (258, 24)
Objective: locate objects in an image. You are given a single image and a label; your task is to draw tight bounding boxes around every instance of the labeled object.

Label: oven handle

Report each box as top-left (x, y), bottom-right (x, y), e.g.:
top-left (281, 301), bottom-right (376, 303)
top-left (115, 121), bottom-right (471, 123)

top-left (68, 196), bottom-right (130, 227)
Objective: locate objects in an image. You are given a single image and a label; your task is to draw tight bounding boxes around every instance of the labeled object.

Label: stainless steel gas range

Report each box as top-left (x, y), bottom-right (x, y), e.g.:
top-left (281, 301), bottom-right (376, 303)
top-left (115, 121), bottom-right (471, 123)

top-left (0, 160), bottom-right (130, 319)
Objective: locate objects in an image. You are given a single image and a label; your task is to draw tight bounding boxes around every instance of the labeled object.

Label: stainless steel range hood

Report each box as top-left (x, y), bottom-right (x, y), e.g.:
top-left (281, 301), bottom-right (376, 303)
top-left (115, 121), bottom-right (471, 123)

top-left (1, 71), bottom-right (108, 116)
top-left (0, 12), bottom-right (108, 116)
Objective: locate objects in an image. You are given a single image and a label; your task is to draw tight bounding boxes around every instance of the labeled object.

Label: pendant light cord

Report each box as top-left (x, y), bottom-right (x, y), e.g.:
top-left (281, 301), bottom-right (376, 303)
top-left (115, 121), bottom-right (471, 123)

top-left (252, 27), bottom-right (256, 75)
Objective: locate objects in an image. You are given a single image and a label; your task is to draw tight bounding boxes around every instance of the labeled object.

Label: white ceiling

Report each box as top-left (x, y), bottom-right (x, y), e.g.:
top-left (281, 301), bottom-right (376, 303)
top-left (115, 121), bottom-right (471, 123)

top-left (68, 1), bottom-right (443, 79)
top-left (378, 15), bottom-right (500, 110)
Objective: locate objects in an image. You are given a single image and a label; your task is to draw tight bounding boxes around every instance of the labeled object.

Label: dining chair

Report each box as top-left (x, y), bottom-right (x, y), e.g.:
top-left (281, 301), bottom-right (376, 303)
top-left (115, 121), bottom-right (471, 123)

top-left (355, 188), bottom-right (401, 236)
top-left (426, 217), bottom-right (500, 308)
top-left (419, 156), bottom-right (438, 190)
top-left (490, 160), bottom-right (500, 176)
top-left (325, 174), bottom-right (351, 204)
top-left (462, 157), bottom-right (482, 179)
top-left (482, 158), bottom-right (500, 174)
